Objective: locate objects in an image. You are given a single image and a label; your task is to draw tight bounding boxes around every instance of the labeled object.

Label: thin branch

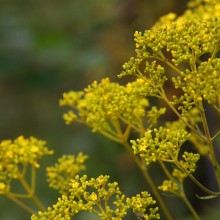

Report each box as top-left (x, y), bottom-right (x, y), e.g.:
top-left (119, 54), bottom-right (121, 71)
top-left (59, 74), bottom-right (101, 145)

top-left (6, 195), bottom-right (36, 214)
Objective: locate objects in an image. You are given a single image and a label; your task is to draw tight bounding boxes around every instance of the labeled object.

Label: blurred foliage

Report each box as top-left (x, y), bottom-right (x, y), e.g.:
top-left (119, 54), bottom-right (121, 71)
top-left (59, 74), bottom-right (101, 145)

top-left (1, 0), bottom-right (220, 219)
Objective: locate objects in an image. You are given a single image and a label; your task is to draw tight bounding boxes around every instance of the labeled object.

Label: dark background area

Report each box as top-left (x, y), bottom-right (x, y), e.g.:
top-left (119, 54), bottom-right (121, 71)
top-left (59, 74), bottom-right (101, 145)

top-left (1, 0), bottom-right (220, 219)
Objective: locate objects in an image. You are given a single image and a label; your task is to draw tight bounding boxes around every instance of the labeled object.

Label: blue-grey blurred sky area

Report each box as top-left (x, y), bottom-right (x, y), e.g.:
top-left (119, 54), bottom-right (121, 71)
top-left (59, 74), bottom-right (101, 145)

top-left (0, 1), bottom-right (193, 219)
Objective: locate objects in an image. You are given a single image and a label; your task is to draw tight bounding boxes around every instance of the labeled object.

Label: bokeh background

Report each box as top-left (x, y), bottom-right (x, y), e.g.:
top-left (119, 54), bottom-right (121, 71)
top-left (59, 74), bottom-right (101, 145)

top-left (1, 0), bottom-right (220, 219)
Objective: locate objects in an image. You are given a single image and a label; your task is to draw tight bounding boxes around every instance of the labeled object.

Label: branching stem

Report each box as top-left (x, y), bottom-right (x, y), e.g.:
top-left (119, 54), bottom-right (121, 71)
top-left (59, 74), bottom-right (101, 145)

top-left (6, 195), bottom-right (36, 214)
top-left (160, 89), bottom-right (206, 141)
top-left (197, 101), bottom-right (220, 189)
top-left (179, 190), bottom-right (201, 220)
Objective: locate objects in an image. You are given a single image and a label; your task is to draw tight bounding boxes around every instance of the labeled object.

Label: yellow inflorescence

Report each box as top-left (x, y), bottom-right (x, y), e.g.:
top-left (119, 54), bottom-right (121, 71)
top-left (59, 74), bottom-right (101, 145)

top-left (32, 175), bottom-right (160, 220)
top-left (46, 153), bottom-right (88, 194)
top-left (131, 127), bottom-right (192, 165)
top-left (60, 78), bottom-right (150, 132)
top-left (120, 1), bottom-right (220, 112)
top-left (0, 136), bottom-right (53, 194)
top-left (131, 127), bottom-right (200, 194)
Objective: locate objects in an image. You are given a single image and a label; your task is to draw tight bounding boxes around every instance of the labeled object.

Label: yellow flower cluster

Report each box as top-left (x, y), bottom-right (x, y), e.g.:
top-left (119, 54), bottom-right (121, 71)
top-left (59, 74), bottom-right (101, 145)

top-left (131, 127), bottom-right (191, 165)
top-left (0, 136), bottom-right (53, 194)
top-left (154, 0), bottom-right (220, 28)
top-left (158, 152), bottom-right (200, 195)
top-left (60, 78), bottom-right (150, 132)
top-left (165, 108), bottom-right (209, 155)
top-left (152, 0), bottom-right (220, 29)
top-left (120, 60), bottom-right (167, 98)
top-left (127, 192), bottom-right (159, 219)
top-left (186, 0), bottom-right (220, 19)
top-left (147, 107), bottom-right (166, 128)
top-left (158, 180), bottom-right (179, 195)
top-left (46, 153), bottom-right (88, 194)
top-left (119, 0), bottom-right (220, 112)
top-left (32, 175), bottom-right (159, 220)
top-left (131, 127), bottom-right (200, 194)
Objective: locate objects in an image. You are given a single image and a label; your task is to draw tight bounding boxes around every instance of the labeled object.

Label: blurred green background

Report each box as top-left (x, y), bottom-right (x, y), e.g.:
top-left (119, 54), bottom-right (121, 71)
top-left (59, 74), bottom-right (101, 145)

top-left (1, 0), bottom-right (220, 219)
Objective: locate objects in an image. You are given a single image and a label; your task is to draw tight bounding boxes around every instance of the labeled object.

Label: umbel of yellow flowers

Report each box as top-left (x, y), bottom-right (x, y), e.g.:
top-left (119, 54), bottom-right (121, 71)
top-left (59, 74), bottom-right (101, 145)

top-left (1, 0), bottom-right (220, 219)
top-left (0, 136), bottom-right (53, 194)
top-left (32, 175), bottom-right (159, 220)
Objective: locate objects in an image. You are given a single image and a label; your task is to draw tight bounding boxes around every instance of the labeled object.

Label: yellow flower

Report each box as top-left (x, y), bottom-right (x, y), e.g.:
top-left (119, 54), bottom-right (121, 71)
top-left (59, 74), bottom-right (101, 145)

top-left (0, 182), bottom-right (6, 192)
top-left (89, 192), bottom-right (97, 201)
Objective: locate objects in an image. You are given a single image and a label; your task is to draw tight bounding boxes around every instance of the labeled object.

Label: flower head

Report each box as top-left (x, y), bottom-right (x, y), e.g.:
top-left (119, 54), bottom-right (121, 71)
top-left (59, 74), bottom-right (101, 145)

top-left (0, 136), bottom-right (53, 194)
top-left (60, 78), bottom-right (149, 132)
top-left (46, 153), bottom-right (88, 194)
top-left (32, 175), bottom-right (159, 220)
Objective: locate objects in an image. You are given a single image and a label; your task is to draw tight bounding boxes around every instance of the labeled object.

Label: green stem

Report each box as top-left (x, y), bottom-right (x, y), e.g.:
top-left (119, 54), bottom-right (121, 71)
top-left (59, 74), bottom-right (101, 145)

top-left (160, 89), bottom-right (206, 141)
top-left (158, 160), bottom-right (173, 181)
top-left (119, 116), bottom-right (142, 133)
top-left (218, 93), bottom-right (220, 109)
top-left (176, 161), bottom-right (220, 196)
top-left (180, 190), bottom-right (200, 220)
top-left (157, 53), bottom-right (183, 75)
top-left (21, 164), bottom-right (28, 177)
top-left (160, 161), bottom-right (201, 219)
top-left (189, 174), bottom-right (220, 196)
top-left (198, 101), bottom-right (220, 189)
top-left (111, 119), bottom-right (123, 136)
top-left (142, 169), bottom-right (173, 220)
top-left (6, 194), bottom-right (36, 214)
top-left (148, 54), bottom-right (181, 75)
top-left (99, 130), bottom-right (122, 143)
top-left (123, 125), bottom-right (131, 140)
top-left (31, 165), bottom-right (36, 193)
top-left (31, 194), bottom-right (45, 211)
top-left (213, 104), bottom-right (220, 114)
top-left (18, 170), bottom-right (45, 211)
top-left (212, 130), bottom-right (220, 141)
top-left (7, 192), bottom-right (32, 199)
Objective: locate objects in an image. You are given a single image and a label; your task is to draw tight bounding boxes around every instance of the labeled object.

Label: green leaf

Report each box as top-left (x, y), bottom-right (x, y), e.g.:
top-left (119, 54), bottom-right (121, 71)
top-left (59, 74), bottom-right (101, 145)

top-left (195, 194), bottom-right (218, 200)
